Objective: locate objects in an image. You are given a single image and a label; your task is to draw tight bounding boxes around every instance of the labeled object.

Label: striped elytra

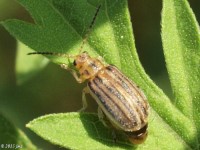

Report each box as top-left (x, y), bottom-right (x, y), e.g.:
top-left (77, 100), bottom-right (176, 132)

top-left (73, 52), bottom-right (149, 144)
top-left (88, 65), bottom-right (149, 131)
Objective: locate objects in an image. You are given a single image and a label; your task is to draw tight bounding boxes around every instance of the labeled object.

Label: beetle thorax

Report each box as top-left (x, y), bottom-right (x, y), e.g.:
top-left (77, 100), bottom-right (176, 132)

top-left (74, 52), bottom-right (105, 80)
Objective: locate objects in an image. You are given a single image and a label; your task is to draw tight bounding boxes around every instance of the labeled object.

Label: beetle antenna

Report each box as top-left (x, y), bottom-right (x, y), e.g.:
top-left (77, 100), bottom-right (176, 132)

top-left (78, 4), bottom-right (101, 53)
top-left (27, 51), bottom-right (75, 58)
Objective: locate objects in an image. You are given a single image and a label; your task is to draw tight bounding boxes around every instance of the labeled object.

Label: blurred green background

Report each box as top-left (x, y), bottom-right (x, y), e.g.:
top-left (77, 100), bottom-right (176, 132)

top-left (0, 0), bottom-right (199, 149)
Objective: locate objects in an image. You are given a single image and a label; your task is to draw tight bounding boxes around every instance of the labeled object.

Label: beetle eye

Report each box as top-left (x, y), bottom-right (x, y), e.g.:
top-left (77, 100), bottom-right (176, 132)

top-left (73, 60), bottom-right (77, 66)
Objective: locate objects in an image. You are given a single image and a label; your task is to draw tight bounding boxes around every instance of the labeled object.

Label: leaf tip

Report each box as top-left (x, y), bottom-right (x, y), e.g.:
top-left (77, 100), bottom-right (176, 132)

top-left (26, 121), bottom-right (33, 129)
top-left (26, 123), bottom-right (30, 128)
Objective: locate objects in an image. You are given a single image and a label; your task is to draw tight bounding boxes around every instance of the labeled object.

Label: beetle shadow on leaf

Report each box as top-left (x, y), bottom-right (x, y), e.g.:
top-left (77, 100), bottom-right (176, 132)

top-left (79, 112), bottom-right (137, 149)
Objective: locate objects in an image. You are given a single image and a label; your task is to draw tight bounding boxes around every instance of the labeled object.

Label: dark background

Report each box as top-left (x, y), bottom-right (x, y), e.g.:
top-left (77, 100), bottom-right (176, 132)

top-left (0, 0), bottom-right (199, 149)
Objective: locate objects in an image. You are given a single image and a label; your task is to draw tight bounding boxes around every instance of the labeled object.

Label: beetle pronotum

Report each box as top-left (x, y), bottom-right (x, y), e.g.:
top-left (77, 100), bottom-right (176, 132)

top-left (28, 4), bottom-right (149, 144)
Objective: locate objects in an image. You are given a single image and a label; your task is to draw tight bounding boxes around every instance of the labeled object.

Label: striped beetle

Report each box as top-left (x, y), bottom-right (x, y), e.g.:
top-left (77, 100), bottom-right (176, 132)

top-left (28, 4), bottom-right (149, 144)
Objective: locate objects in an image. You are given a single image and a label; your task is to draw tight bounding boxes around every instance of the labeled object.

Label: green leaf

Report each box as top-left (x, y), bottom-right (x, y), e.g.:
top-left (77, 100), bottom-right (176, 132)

top-left (1, 0), bottom-right (199, 149)
top-left (26, 112), bottom-right (191, 150)
top-left (16, 41), bottom-right (49, 85)
top-left (162, 0), bottom-right (200, 148)
top-left (0, 113), bottom-right (37, 150)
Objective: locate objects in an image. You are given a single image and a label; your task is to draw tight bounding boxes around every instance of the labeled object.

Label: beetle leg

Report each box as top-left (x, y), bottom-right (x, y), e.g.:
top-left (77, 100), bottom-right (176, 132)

top-left (60, 64), bottom-right (84, 83)
top-left (78, 87), bottom-right (89, 112)
top-left (98, 107), bottom-right (110, 128)
top-left (98, 106), bottom-right (104, 120)
top-left (98, 107), bottom-right (118, 142)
